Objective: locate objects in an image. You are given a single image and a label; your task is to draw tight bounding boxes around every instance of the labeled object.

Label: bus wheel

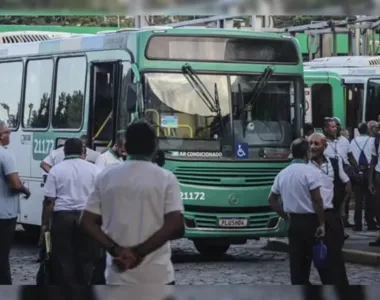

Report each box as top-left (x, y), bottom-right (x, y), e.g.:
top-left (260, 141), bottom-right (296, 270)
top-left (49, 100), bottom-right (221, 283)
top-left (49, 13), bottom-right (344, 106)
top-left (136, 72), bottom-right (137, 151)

top-left (21, 224), bottom-right (40, 236)
top-left (193, 241), bottom-right (230, 257)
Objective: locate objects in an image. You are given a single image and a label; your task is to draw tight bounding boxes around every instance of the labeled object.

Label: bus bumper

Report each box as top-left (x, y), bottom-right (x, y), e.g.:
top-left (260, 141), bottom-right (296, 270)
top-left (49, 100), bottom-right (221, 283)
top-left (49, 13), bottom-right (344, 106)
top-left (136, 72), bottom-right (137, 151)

top-left (183, 213), bottom-right (288, 240)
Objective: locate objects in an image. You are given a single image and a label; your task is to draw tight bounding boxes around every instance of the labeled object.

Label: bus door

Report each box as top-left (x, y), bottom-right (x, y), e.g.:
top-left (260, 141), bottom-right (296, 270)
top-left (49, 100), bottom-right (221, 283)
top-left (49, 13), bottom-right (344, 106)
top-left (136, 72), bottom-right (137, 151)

top-left (365, 78), bottom-right (380, 125)
top-left (88, 61), bottom-right (122, 153)
top-left (343, 82), bottom-right (364, 138)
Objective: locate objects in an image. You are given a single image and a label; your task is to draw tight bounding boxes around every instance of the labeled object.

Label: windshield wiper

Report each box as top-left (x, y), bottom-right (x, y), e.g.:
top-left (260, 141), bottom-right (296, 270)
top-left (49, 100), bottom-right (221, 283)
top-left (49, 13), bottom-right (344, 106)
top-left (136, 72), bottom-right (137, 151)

top-left (214, 83), bottom-right (224, 137)
top-left (237, 66), bottom-right (274, 138)
top-left (243, 66), bottom-right (274, 113)
top-left (182, 64), bottom-right (224, 137)
top-left (237, 83), bottom-right (246, 138)
top-left (182, 64), bottom-right (218, 113)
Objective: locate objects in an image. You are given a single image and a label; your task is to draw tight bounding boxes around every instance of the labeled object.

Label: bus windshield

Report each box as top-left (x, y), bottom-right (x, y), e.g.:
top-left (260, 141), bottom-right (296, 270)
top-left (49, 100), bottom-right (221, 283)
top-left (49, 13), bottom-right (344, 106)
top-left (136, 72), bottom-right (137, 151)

top-left (144, 72), bottom-right (231, 152)
top-left (231, 75), bottom-right (294, 149)
top-left (143, 72), bottom-right (297, 158)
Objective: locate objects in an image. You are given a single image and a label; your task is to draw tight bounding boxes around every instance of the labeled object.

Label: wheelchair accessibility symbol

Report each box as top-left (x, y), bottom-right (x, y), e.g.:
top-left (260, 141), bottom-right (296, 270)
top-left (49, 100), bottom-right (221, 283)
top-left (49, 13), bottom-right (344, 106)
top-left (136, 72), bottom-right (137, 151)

top-left (235, 143), bottom-right (248, 159)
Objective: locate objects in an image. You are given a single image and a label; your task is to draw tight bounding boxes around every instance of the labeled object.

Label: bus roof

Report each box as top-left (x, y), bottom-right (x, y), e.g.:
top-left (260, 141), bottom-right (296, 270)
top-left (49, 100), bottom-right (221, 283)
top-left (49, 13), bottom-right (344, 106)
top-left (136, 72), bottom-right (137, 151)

top-left (306, 56), bottom-right (380, 68)
top-left (0, 31), bottom-right (89, 44)
top-left (0, 28), bottom-right (298, 60)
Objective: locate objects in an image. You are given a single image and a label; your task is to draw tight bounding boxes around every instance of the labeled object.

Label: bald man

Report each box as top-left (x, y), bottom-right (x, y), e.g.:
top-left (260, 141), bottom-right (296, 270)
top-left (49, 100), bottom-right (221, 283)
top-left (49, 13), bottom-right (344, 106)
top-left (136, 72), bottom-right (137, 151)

top-left (308, 133), bottom-right (350, 287)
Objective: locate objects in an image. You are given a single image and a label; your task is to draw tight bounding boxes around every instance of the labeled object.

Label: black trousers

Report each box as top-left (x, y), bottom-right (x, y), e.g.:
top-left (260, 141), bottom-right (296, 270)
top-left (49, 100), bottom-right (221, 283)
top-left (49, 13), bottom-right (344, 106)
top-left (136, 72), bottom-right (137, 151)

top-left (371, 172), bottom-right (380, 227)
top-left (0, 217), bottom-right (17, 285)
top-left (318, 210), bottom-right (349, 287)
top-left (51, 211), bottom-right (98, 285)
top-left (354, 171), bottom-right (372, 229)
top-left (288, 211), bottom-right (348, 286)
top-left (288, 213), bottom-right (320, 285)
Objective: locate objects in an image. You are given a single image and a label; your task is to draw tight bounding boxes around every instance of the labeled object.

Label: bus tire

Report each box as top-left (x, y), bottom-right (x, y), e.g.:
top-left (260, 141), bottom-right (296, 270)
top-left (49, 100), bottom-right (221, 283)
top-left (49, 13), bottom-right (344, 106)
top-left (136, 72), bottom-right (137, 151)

top-left (193, 241), bottom-right (230, 257)
top-left (22, 224), bottom-right (40, 236)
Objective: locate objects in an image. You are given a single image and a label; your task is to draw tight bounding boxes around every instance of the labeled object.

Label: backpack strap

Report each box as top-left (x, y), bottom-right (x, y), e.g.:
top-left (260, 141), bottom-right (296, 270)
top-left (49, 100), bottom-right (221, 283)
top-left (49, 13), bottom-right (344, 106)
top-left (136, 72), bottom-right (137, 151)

top-left (329, 157), bottom-right (340, 184)
top-left (329, 157), bottom-right (345, 211)
top-left (376, 135), bottom-right (380, 157)
top-left (354, 137), bottom-right (370, 152)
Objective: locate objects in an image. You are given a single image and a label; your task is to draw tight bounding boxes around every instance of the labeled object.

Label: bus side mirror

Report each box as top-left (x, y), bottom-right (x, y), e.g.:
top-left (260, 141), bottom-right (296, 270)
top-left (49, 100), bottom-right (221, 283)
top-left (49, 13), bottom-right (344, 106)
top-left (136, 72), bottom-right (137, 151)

top-left (126, 83), bottom-right (138, 112)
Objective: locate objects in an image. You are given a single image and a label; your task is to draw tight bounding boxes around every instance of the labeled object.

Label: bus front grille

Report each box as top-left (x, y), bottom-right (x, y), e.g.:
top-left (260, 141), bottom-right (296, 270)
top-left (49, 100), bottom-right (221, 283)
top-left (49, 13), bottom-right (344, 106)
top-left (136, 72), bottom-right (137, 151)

top-left (173, 166), bottom-right (283, 187)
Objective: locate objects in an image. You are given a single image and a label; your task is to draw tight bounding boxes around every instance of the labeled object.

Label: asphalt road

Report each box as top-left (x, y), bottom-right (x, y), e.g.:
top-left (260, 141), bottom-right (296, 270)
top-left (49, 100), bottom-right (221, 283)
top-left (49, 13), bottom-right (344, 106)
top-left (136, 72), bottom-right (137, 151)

top-left (9, 228), bottom-right (380, 285)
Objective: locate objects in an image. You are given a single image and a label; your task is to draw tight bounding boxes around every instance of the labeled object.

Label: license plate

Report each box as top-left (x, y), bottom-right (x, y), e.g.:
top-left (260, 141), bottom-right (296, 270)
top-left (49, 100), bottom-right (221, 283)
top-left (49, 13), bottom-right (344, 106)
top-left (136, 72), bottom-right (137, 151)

top-left (218, 218), bottom-right (248, 227)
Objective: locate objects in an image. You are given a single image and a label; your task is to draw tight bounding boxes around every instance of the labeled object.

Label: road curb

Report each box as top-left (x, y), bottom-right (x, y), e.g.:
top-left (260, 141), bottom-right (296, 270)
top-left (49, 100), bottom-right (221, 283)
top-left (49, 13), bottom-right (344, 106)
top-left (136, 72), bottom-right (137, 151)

top-left (342, 249), bottom-right (380, 267)
top-left (264, 239), bottom-right (380, 267)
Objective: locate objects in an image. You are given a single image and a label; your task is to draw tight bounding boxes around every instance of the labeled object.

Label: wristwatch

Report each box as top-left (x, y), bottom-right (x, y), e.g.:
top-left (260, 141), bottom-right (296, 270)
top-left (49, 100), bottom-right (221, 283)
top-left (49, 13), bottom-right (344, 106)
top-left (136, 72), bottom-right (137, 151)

top-left (107, 243), bottom-right (119, 257)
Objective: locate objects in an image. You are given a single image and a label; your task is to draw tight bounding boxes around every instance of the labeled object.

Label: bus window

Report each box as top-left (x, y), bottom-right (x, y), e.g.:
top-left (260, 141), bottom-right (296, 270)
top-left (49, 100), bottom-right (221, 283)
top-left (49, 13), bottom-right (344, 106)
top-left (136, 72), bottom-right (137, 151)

top-left (52, 56), bottom-right (86, 129)
top-left (366, 79), bottom-right (380, 122)
top-left (23, 59), bottom-right (53, 129)
top-left (0, 61), bottom-right (22, 129)
top-left (311, 83), bottom-right (333, 128)
top-left (345, 84), bottom-right (364, 135)
top-left (91, 63), bottom-right (115, 142)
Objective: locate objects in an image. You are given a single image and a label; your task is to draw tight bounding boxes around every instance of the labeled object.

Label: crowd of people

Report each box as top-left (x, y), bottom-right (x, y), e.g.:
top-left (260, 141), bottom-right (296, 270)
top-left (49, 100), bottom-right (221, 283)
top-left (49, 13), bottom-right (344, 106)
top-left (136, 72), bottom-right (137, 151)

top-left (0, 114), bottom-right (379, 286)
top-left (0, 120), bottom-right (184, 285)
top-left (268, 116), bottom-right (380, 288)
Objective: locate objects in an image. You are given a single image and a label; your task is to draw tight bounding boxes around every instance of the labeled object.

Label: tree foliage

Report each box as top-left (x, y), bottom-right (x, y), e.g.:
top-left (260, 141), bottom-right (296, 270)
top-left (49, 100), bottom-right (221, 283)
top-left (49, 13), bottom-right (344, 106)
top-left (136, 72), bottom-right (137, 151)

top-left (0, 15), bottom-right (346, 28)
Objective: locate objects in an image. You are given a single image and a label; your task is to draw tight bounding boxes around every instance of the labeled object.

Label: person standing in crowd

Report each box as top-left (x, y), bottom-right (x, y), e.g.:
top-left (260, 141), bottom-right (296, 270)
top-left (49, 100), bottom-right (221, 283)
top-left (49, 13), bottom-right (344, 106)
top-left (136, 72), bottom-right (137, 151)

top-left (80, 121), bottom-right (184, 285)
top-left (349, 122), bottom-right (374, 231)
top-left (91, 137), bottom-right (126, 284)
top-left (341, 129), bottom-right (350, 140)
top-left (368, 124), bottom-right (380, 246)
top-left (323, 117), bottom-right (353, 228)
top-left (268, 138), bottom-right (325, 285)
top-left (366, 120), bottom-right (380, 230)
top-left (0, 120), bottom-right (31, 284)
top-left (41, 138), bottom-right (100, 284)
top-left (95, 137), bottom-right (126, 170)
top-left (40, 135), bottom-right (99, 173)
top-left (368, 120), bottom-right (379, 138)
top-left (308, 133), bottom-right (350, 287)
top-left (303, 123), bottom-right (315, 140)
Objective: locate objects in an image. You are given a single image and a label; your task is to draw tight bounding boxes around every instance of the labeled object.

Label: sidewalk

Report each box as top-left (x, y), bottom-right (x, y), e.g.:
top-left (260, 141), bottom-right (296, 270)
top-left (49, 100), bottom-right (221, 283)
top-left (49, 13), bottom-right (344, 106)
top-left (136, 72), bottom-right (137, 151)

top-left (264, 211), bottom-right (380, 266)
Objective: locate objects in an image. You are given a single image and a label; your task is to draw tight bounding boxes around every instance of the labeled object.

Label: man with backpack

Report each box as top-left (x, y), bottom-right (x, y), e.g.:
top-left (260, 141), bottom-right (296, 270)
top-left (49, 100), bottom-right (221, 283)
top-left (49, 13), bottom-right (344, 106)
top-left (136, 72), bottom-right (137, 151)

top-left (349, 122), bottom-right (374, 231)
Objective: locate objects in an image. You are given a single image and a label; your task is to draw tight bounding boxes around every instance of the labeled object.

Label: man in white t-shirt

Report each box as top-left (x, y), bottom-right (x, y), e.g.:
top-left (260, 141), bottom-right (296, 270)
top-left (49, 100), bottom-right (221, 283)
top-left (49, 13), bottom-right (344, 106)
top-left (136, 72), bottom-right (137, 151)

top-left (95, 137), bottom-right (126, 170)
top-left (349, 122), bottom-right (373, 231)
top-left (42, 138), bottom-right (100, 284)
top-left (80, 121), bottom-right (184, 285)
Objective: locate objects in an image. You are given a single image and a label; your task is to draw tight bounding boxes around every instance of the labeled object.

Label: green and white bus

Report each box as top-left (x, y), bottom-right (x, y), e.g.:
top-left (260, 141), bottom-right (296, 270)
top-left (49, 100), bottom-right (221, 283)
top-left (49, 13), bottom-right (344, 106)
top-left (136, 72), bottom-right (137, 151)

top-left (0, 28), bottom-right (305, 255)
top-left (304, 56), bottom-right (380, 137)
